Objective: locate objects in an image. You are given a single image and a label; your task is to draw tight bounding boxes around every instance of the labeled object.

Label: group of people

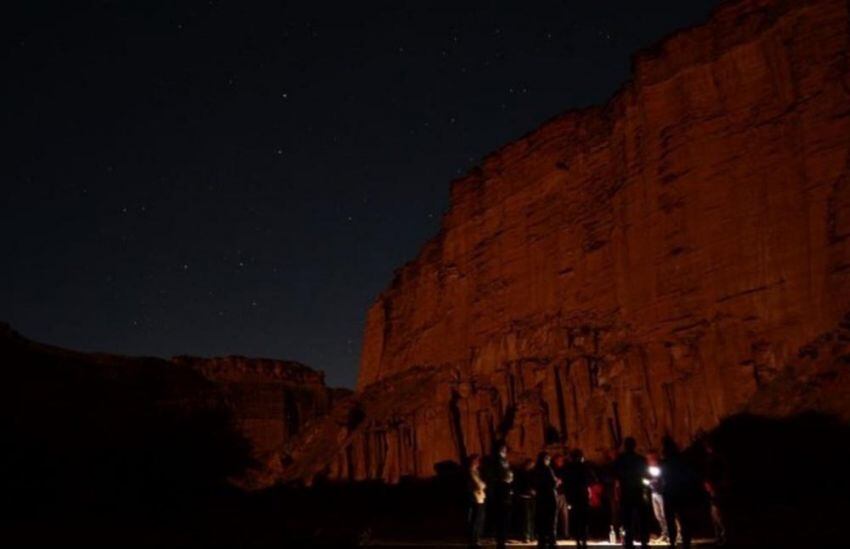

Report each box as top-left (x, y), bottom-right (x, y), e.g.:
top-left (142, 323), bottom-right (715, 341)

top-left (466, 436), bottom-right (726, 549)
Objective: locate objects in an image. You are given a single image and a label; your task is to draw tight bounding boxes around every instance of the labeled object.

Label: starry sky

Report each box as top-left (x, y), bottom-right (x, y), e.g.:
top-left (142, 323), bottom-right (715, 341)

top-left (2, 1), bottom-right (721, 388)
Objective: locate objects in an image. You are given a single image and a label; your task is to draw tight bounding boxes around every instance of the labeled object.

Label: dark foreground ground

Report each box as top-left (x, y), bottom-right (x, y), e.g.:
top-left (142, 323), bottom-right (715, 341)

top-left (4, 411), bottom-right (849, 547)
top-left (369, 542), bottom-right (715, 547)
top-left (3, 413), bottom-right (850, 546)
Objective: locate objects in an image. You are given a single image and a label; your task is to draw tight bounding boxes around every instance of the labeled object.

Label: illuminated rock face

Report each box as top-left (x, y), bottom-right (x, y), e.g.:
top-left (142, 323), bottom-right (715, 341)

top-left (286, 0), bottom-right (850, 483)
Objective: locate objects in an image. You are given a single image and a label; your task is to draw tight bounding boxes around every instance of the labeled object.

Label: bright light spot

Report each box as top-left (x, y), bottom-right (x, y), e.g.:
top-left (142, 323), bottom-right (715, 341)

top-left (649, 466), bottom-right (661, 477)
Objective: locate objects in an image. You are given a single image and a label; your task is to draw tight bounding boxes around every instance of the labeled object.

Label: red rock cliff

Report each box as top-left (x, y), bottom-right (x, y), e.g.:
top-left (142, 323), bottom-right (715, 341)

top-left (285, 0), bottom-right (850, 483)
top-left (172, 355), bottom-right (336, 458)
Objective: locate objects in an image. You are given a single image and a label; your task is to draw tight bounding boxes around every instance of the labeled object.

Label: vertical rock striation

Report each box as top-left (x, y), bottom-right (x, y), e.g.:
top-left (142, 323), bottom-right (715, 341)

top-left (285, 0), bottom-right (850, 483)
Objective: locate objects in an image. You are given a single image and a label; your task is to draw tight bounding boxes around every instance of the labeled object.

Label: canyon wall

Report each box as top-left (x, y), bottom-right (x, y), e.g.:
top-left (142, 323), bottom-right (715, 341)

top-left (172, 355), bottom-right (341, 459)
top-left (171, 355), bottom-right (349, 486)
top-left (0, 323), bottom-right (340, 489)
top-left (284, 0), bottom-right (850, 483)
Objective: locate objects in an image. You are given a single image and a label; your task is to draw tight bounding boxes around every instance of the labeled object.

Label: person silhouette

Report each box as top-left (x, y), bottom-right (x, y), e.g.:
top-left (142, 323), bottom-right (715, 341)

top-left (490, 442), bottom-right (513, 549)
top-left (466, 454), bottom-right (487, 549)
top-left (702, 440), bottom-right (727, 546)
top-left (563, 448), bottom-right (592, 549)
top-left (614, 437), bottom-right (650, 548)
top-left (515, 458), bottom-right (537, 543)
top-left (646, 450), bottom-right (670, 543)
top-left (661, 436), bottom-right (700, 549)
top-left (553, 454), bottom-right (570, 540)
top-left (533, 451), bottom-right (559, 549)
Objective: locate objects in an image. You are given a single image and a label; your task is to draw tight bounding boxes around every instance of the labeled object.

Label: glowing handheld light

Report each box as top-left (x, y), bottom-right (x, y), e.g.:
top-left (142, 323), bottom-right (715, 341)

top-left (649, 465), bottom-right (661, 477)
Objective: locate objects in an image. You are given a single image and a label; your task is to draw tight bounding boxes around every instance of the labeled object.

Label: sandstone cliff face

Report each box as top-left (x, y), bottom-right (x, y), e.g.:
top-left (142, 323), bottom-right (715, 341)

top-left (286, 0), bottom-right (850, 483)
top-left (171, 355), bottom-right (341, 462)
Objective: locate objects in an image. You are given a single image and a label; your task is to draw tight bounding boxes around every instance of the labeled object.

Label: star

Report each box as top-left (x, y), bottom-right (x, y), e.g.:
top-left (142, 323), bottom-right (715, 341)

top-left (4, 0), bottom-right (726, 394)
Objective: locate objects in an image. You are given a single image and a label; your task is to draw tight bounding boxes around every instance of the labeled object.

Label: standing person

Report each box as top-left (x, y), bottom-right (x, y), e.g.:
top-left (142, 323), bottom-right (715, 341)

top-left (553, 454), bottom-right (570, 540)
top-left (661, 436), bottom-right (699, 549)
top-left (533, 452), bottom-right (559, 549)
top-left (467, 454), bottom-right (487, 549)
top-left (491, 442), bottom-right (514, 549)
top-left (703, 441), bottom-right (728, 546)
top-left (588, 471), bottom-right (606, 539)
top-left (646, 451), bottom-right (669, 544)
top-left (563, 448), bottom-right (591, 549)
top-left (599, 449), bottom-right (621, 541)
top-left (614, 437), bottom-right (650, 549)
top-left (515, 458), bottom-right (537, 543)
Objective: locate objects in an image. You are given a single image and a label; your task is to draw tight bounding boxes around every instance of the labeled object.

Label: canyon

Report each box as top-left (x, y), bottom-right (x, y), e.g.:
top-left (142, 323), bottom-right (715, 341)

top-left (282, 0), bottom-right (850, 483)
top-left (3, 0), bottom-right (848, 493)
top-left (0, 322), bottom-right (342, 491)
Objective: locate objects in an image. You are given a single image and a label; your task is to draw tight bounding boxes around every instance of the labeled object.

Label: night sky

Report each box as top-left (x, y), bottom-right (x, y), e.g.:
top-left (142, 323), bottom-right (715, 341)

top-left (3, 1), bottom-right (720, 388)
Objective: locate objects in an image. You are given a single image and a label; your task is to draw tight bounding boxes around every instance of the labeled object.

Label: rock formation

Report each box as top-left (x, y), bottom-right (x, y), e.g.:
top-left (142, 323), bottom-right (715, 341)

top-left (172, 355), bottom-right (343, 458)
top-left (0, 323), bottom-right (341, 489)
top-left (171, 355), bottom-right (349, 486)
top-left (284, 0), bottom-right (850, 483)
